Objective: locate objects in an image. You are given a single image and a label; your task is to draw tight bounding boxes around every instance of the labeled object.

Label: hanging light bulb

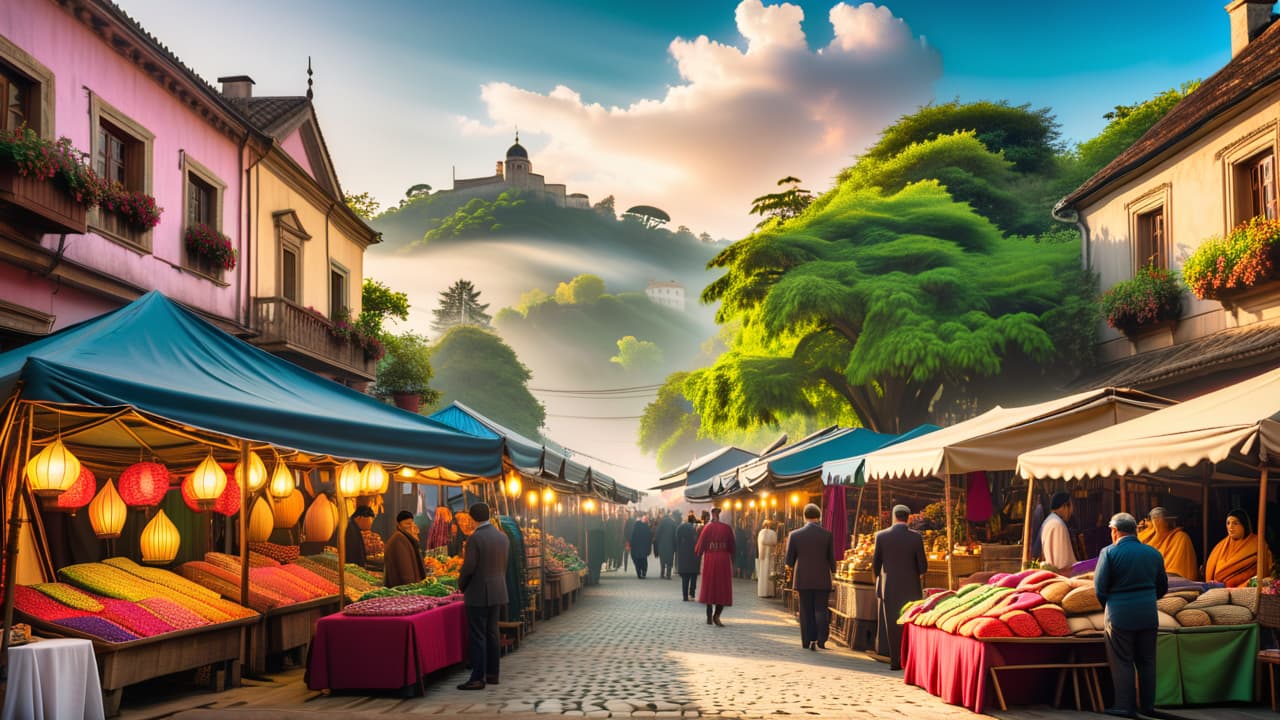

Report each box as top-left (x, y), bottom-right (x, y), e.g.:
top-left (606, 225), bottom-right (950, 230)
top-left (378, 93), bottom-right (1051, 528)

top-left (268, 461), bottom-right (295, 499)
top-left (399, 467), bottom-right (417, 479)
top-left (359, 462), bottom-right (389, 496)
top-left (734, 499), bottom-right (743, 510)
top-left (88, 479), bottom-right (127, 539)
top-left (583, 498), bottom-right (596, 512)
top-left (748, 499), bottom-right (757, 509)
top-left (337, 461), bottom-right (361, 498)
top-left (140, 509), bottom-right (180, 564)
top-left (25, 437), bottom-right (82, 497)
top-left (234, 451), bottom-right (268, 494)
top-left (189, 453), bottom-right (227, 509)
top-left (527, 490), bottom-right (539, 506)
top-left (543, 488), bottom-right (556, 504)
top-left (506, 473), bottom-right (522, 497)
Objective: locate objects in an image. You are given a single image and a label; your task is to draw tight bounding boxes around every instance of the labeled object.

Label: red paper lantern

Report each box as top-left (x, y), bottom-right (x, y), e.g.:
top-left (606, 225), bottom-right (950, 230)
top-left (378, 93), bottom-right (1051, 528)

top-left (52, 466), bottom-right (96, 513)
top-left (118, 462), bottom-right (170, 507)
top-left (181, 470), bottom-right (241, 517)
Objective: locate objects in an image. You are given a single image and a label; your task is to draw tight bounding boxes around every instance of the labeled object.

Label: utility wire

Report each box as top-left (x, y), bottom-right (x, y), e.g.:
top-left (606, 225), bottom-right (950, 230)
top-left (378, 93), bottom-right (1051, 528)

top-left (546, 414), bottom-right (644, 420)
top-left (530, 384), bottom-right (664, 394)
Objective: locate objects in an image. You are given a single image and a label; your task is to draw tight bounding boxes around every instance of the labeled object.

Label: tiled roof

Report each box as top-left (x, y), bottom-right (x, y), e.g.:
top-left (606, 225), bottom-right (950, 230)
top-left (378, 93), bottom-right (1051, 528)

top-left (225, 97), bottom-right (311, 139)
top-left (1074, 320), bottom-right (1280, 391)
top-left (1059, 20), bottom-right (1280, 210)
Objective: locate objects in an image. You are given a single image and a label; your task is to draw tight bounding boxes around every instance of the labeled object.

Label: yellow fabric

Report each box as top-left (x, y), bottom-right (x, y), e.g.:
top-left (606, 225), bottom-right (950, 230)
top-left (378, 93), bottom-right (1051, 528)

top-left (1205, 533), bottom-right (1272, 587)
top-left (1146, 528), bottom-right (1199, 580)
top-left (1138, 525), bottom-right (1156, 545)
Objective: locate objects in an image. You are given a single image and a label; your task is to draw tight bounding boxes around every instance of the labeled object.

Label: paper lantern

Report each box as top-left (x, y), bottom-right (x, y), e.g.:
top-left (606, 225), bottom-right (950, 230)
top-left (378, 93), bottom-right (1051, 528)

top-left (526, 490), bottom-right (539, 506)
top-left (248, 497), bottom-right (274, 543)
top-left (118, 462), bottom-right (171, 507)
top-left (359, 462), bottom-right (389, 496)
top-left (25, 437), bottom-right (81, 497)
top-left (542, 488), bottom-right (555, 504)
top-left (234, 451), bottom-right (269, 494)
top-left (505, 474), bottom-right (522, 497)
top-left (303, 495), bottom-right (338, 543)
top-left (51, 466), bottom-right (96, 513)
top-left (180, 470), bottom-right (240, 516)
top-left (271, 487), bottom-right (304, 528)
top-left (583, 498), bottom-right (596, 512)
top-left (188, 453), bottom-right (227, 509)
top-left (268, 461), bottom-right (294, 499)
top-left (88, 479), bottom-right (127, 539)
top-left (336, 461), bottom-right (360, 498)
top-left (140, 509), bottom-right (180, 564)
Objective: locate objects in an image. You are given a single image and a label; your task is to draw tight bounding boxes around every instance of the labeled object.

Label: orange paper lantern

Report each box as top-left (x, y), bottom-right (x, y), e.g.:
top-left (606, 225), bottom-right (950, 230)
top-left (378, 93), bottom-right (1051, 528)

top-left (51, 466), bottom-right (96, 513)
top-left (271, 488), bottom-right (304, 528)
top-left (140, 509), bottom-right (180, 564)
top-left (303, 495), bottom-right (338, 543)
top-left (248, 497), bottom-right (274, 543)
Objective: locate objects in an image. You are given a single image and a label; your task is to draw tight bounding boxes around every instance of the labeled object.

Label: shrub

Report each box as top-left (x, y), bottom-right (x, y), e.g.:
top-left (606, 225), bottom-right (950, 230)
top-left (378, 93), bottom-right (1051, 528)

top-left (1100, 266), bottom-right (1182, 334)
top-left (1182, 216), bottom-right (1280, 299)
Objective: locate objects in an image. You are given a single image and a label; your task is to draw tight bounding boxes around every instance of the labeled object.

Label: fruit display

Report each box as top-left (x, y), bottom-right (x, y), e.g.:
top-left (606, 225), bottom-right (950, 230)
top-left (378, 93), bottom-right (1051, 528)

top-left (545, 534), bottom-right (585, 575)
top-left (356, 577), bottom-right (459, 602)
top-left (57, 560), bottom-right (256, 625)
top-left (837, 535), bottom-right (875, 578)
top-left (295, 553), bottom-right (383, 602)
top-left (423, 555), bottom-right (462, 577)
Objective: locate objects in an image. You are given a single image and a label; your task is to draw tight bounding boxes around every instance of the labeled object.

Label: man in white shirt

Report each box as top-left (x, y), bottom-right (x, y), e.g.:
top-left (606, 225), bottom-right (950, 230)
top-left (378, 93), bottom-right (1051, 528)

top-left (1040, 491), bottom-right (1076, 572)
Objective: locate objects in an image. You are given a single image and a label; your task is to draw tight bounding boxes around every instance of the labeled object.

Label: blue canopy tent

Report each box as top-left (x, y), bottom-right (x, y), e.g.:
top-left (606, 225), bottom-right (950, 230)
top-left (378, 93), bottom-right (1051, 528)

top-left (651, 446), bottom-right (757, 492)
top-left (429, 402), bottom-right (568, 484)
top-left (820, 424), bottom-right (941, 486)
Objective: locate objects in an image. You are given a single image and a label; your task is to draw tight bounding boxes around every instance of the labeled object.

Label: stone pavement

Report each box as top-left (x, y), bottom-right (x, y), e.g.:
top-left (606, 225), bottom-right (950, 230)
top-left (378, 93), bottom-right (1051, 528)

top-left (126, 569), bottom-right (1271, 719)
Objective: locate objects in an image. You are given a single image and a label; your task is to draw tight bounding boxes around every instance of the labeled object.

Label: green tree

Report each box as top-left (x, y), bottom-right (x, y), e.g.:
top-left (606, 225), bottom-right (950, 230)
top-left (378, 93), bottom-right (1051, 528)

top-left (623, 205), bottom-right (671, 229)
top-left (429, 326), bottom-right (545, 437)
top-left (405, 183), bottom-right (432, 198)
top-left (749, 176), bottom-right (814, 228)
top-left (357, 278), bottom-right (410, 337)
top-left (554, 274), bottom-right (606, 305)
top-left (431, 279), bottom-right (492, 333)
top-left (610, 336), bottom-right (663, 372)
top-left (638, 372), bottom-right (718, 471)
top-left (593, 194), bottom-right (616, 217)
top-left (373, 332), bottom-right (440, 404)
top-left (343, 191), bottom-right (381, 220)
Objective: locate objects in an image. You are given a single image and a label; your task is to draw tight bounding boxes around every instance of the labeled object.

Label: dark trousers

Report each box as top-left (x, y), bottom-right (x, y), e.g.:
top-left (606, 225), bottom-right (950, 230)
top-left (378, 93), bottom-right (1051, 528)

top-left (660, 556), bottom-right (674, 578)
top-left (877, 598), bottom-right (908, 669)
top-left (798, 589), bottom-right (831, 648)
top-left (466, 604), bottom-right (501, 682)
top-left (705, 603), bottom-right (724, 620)
top-left (680, 573), bottom-right (698, 600)
top-left (632, 551), bottom-right (648, 578)
top-left (1105, 624), bottom-right (1156, 713)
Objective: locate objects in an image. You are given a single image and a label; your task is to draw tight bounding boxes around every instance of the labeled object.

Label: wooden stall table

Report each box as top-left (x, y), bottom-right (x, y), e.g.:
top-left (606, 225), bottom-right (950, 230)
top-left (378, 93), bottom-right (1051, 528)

top-left (2, 638), bottom-right (105, 720)
top-left (247, 597), bottom-right (340, 674)
top-left (305, 601), bottom-right (467, 693)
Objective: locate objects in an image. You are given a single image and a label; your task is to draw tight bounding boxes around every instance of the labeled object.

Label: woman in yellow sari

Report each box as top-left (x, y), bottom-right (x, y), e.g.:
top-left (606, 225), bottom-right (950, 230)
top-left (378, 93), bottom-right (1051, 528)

top-left (1205, 509), bottom-right (1273, 587)
top-left (1142, 507), bottom-right (1199, 580)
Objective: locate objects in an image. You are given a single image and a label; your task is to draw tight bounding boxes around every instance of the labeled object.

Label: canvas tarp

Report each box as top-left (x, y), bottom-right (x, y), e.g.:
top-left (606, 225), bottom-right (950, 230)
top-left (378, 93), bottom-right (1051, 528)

top-left (650, 446), bottom-right (757, 491)
top-left (0, 292), bottom-right (503, 476)
top-left (1018, 366), bottom-right (1280, 481)
top-left (429, 402), bottom-right (561, 478)
top-left (864, 387), bottom-right (1174, 481)
top-left (821, 424), bottom-right (940, 486)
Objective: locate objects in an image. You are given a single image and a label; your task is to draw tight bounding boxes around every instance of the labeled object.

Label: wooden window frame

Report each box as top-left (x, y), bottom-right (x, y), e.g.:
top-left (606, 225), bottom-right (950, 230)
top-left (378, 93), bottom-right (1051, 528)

top-left (329, 262), bottom-right (349, 321)
top-left (1125, 183), bottom-right (1172, 275)
top-left (0, 34), bottom-right (54, 139)
top-left (88, 94), bottom-right (154, 253)
top-left (272, 211), bottom-right (310, 305)
top-left (280, 243), bottom-right (300, 303)
top-left (179, 153), bottom-right (227, 282)
top-left (1220, 123), bottom-right (1279, 231)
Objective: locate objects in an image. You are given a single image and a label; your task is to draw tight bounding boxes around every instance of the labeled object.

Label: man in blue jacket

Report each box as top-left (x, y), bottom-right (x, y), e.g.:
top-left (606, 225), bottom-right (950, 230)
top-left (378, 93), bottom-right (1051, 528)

top-left (1094, 512), bottom-right (1168, 718)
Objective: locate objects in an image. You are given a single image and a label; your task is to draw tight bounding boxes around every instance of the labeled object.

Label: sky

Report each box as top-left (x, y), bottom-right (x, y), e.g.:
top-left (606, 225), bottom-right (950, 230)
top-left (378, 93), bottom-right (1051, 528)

top-left (114, 0), bottom-right (1234, 240)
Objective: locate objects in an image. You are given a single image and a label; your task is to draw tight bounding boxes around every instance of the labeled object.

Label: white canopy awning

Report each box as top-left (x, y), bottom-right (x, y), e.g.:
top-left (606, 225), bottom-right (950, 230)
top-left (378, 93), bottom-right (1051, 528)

top-left (1018, 366), bottom-right (1280, 481)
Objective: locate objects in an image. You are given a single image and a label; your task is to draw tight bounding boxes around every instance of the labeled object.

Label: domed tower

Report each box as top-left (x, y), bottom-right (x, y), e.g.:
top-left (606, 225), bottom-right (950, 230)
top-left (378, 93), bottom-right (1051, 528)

top-left (504, 132), bottom-right (531, 189)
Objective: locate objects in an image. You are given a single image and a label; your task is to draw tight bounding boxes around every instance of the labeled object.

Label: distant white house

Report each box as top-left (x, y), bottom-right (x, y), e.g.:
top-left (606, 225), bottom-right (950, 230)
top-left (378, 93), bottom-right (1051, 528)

top-left (645, 280), bottom-right (686, 312)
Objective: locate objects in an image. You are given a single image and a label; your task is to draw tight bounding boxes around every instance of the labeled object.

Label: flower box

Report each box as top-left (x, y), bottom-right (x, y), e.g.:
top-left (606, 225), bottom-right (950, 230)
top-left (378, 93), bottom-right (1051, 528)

top-left (1125, 318), bottom-right (1177, 352)
top-left (1101, 267), bottom-right (1183, 338)
top-left (1215, 279), bottom-right (1280, 327)
top-left (0, 164), bottom-right (88, 235)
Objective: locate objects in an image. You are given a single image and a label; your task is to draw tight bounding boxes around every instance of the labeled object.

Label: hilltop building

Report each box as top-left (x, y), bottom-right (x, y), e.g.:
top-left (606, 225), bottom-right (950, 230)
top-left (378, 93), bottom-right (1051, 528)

top-left (446, 134), bottom-right (589, 208)
top-left (645, 280), bottom-right (686, 312)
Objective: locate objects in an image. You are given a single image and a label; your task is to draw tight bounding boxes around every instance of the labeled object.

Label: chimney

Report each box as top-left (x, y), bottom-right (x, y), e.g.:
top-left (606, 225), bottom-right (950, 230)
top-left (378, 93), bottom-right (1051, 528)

top-left (1227, 0), bottom-right (1275, 57)
top-left (217, 75), bottom-right (255, 99)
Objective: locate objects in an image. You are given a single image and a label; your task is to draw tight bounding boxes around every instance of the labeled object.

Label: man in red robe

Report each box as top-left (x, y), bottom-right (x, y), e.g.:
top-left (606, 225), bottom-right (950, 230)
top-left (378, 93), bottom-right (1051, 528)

top-left (695, 506), bottom-right (736, 626)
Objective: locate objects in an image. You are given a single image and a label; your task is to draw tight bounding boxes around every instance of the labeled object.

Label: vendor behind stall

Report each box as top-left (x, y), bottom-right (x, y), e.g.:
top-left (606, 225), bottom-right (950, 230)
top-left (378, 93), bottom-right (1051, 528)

top-left (345, 506), bottom-right (375, 566)
top-left (385, 510), bottom-right (426, 587)
top-left (1140, 507), bottom-right (1198, 581)
top-left (1205, 509), bottom-right (1273, 587)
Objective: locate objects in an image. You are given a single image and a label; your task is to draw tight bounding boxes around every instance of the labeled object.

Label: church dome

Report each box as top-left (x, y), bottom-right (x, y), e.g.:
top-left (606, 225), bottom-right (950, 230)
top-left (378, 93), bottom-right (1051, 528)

top-left (506, 141), bottom-right (528, 160)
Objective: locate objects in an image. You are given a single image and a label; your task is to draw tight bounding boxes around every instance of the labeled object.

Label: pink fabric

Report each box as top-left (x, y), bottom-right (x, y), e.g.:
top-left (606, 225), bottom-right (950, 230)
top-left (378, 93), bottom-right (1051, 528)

top-left (965, 472), bottom-right (993, 522)
top-left (1015, 570), bottom-right (1060, 589)
top-left (306, 601), bottom-right (467, 690)
top-left (695, 520), bottom-right (735, 606)
top-left (821, 484), bottom-right (849, 557)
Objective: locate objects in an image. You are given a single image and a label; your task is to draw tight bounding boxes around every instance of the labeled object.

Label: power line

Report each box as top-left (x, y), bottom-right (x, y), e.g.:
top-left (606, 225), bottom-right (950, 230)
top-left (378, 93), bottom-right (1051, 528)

top-left (530, 384), bottom-right (664, 394)
top-left (536, 392), bottom-right (657, 400)
top-left (546, 413), bottom-right (644, 420)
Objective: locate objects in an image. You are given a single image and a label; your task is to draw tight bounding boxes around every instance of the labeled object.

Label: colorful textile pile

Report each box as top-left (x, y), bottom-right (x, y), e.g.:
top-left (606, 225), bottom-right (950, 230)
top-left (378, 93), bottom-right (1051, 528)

top-left (342, 594), bottom-right (455, 617)
top-left (295, 554), bottom-right (382, 601)
top-left (59, 560), bottom-right (255, 624)
top-left (176, 555), bottom-right (339, 612)
top-left (248, 542), bottom-right (299, 564)
top-left (425, 507), bottom-right (453, 550)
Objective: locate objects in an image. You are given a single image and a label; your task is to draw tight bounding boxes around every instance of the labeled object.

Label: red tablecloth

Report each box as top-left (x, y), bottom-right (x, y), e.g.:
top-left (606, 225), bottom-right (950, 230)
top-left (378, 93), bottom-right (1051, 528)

top-left (901, 624), bottom-right (1095, 712)
top-left (306, 601), bottom-right (468, 690)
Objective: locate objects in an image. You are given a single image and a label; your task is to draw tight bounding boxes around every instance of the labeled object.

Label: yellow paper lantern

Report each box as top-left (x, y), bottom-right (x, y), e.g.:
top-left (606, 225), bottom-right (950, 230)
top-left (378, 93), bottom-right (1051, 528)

top-left (748, 499), bottom-right (756, 509)
top-left (770, 497), bottom-right (778, 507)
top-left (359, 462), bottom-right (389, 496)
top-left (542, 488), bottom-right (555, 504)
top-left (25, 437), bottom-right (82, 497)
top-left (248, 497), bottom-right (274, 543)
top-left (303, 495), bottom-right (338, 542)
top-left (268, 461), bottom-right (295, 499)
top-left (140, 509), bottom-right (180, 564)
top-left (336, 461), bottom-right (361, 498)
top-left (234, 450), bottom-right (268, 494)
top-left (526, 490), bottom-right (539, 506)
top-left (583, 498), bottom-right (596, 512)
top-left (271, 487), bottom-right (305, 528)
top-left (734, 499), bottom-right (743, 510)
top-left (189, 453), bottom-right (228, 509)
top-left (789, 492), bottom-right (801, 506)
top-left (399, 467), bottom-right (417, 479)
top-left (88, 479), bottom-right (127, 539)
top-left (506, 473), bottom-right (522, 497)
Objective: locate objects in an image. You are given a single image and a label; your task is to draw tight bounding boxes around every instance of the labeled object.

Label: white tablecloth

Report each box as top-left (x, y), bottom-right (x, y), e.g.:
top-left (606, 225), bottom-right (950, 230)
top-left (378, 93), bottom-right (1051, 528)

top-left (2, 638), bottom-right (104, 720)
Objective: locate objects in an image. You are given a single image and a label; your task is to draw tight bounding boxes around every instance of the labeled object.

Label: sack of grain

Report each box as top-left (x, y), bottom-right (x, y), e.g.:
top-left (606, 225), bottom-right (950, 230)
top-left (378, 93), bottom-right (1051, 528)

top-left (1175, 608), bottom-right (1211, 627)
top-left (1062, 586), bottom-right (1102, 614)
top-left (1156, 596), bottom-right (1188, 615)
top-left (1204, 604), bottom-right (1254, 626)
top-left (1040, 581), bottom-right (1072, 605)
top-left (1157, 611), bottom-right (1180, 630)
top-left (1183, 588), bottom-right (1230, 610)
top-left (1229, 587), bottom-right (1259, 615)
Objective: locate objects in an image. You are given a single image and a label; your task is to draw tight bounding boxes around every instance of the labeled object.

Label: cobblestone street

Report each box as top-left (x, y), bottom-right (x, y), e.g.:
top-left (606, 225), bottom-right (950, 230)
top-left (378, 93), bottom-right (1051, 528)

top-left (134, 571), bottom-right (1269, 719)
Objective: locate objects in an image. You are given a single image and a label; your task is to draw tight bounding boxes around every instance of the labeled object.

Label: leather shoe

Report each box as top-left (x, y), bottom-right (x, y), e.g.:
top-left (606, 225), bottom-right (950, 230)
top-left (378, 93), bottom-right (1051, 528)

top-left (817, 642), bottom-right (827, 650)
top-left (1103, 709), bottom-right (1137, 719)
top-left (485, 675), bottom-right (499, 685)
top-left (713, 616), bottom-right (725, 627)
top-left (456, 680), bottom-right (486, 691)
top-left (808, 641), bottom-right (816, 651)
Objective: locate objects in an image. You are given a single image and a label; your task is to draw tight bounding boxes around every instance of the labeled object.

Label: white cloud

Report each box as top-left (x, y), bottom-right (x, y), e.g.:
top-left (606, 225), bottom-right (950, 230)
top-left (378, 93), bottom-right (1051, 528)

top-left (459, 0), bottom-right (941, 238)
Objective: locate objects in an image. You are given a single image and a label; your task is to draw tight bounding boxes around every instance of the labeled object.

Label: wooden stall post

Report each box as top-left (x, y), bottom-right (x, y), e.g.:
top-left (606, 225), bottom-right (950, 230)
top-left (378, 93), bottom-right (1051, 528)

top-left (1021, 475), bottom-right (1036, 569)
top-left (1, 401), bottom-right (33, 669)
top-left (1260, 466), bottom-right (1270, 583)
top-left (943, 460), bottom-right (954, 589)
top-left (1201, 477), bottom-right (1210, 566)
top-left (336, 463), bottom-right (347, 609)
top-left (851, 483), bottom-right (866, 553)
top-left (877, 477), bottom-right (884, 530)
top-left (239, 440), bottom-right (250, 609)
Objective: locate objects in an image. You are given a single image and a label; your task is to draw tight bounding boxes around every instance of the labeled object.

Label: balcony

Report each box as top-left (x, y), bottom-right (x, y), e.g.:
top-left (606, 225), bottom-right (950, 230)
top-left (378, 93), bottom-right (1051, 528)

top-left (251, 297), bottom-right (377, 382)
top-left (0, 166), bottom-right (88, 236)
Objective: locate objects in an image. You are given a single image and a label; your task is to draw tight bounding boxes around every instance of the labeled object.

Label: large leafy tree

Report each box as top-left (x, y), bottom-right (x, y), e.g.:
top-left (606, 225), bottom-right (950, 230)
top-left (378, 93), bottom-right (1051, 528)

top-left (343, 191), bottom-right (381, 220)
top-left (429, 326), bottom-right (545, 437)
top-left (610, 336), bottom-right (663, 372)
top-left (431, 279), bottom-right (492, 333)
top-left (358, 278), bottom-right (410, 337)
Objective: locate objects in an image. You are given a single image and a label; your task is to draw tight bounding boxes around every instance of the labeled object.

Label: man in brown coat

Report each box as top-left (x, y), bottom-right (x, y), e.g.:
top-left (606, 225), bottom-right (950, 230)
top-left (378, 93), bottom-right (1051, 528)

top-left (384, 510), bottom-right (425, 588)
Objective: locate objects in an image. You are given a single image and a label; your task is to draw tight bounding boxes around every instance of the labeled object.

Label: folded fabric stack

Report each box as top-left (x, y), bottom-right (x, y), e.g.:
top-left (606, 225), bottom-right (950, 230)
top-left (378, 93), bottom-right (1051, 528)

top-left (178, 553), bottom-right (341, 612)
top-left (295, 554), bottom-right (382, 602)
top-left (58, 561), bottom-right (256, 625)
top-left (342, 594), bottom-right (458, 617)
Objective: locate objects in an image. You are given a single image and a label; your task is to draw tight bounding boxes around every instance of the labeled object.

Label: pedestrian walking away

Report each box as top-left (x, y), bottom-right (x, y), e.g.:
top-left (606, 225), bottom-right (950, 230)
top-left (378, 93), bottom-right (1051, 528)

top-left (872, 504), bottom-right (926, 670)
top-left (784, 504), bottom-right (835, 650)
top-left (676, 511), bottom-right (701, 601)
top-left (655, 510), bottom-right (679, 579)
top-left (456, 502), bottom-right (510, 690)
top-left (629, 514), bottom-right (653, 579)
top-left (756, 520), bottom-right (778, 598)
top-left (695, 506), bottom-right (735, 625)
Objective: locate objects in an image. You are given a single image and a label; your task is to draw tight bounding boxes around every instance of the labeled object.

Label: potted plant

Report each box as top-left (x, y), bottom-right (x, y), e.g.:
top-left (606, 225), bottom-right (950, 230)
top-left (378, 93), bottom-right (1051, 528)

top-left (184, 223), bottom-right (237, 271)
top-left (1183, 215), bottom-right (1280, 301)
top-left (1100, 266), bottom-right (1183, 336)
top-left (373, 333), bottom-right (440, 412)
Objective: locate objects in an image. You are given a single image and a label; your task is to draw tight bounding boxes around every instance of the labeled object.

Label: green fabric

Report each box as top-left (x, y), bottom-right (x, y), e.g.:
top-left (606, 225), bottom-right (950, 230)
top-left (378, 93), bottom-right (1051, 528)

top-left (1153, 624), bottom-right (1257, 707)
top-left (1154, 632), bottom-right (1182, 707)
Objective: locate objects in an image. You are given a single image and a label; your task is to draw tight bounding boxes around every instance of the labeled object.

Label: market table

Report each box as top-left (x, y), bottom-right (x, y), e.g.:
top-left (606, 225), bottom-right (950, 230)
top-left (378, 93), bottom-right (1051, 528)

top-left (2, 638), bottom-right (106, 720)
top-left (305, 601), bottom-right (467, 692)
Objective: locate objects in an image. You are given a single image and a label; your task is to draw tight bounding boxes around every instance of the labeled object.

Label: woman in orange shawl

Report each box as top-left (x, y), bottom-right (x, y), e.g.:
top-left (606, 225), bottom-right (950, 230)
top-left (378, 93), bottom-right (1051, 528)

top-left (1142, 507), bottom-right (1199, 580)
top-left (1205, 509), bottom-right (1273, 587)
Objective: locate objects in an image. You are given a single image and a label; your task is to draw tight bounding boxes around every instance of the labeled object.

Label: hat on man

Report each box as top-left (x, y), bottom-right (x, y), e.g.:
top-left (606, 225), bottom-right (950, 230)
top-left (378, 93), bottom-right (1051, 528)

top-left (352, 506), bottom-right (375, 519)
top-left (395, 510), bottom-right (414, 523)
top-left (1049, 492), bottom-right (1071, 510)
top-left (1108, 512), bottom-right (1138, 534)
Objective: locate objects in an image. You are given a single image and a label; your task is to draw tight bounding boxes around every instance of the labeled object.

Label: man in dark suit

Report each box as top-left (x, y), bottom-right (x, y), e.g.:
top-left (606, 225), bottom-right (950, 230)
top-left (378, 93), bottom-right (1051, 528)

top-left (629, 514), bottom-right (653, 578)
top-left (873, 504), bottom-right (926, 670)
top-left (456, 502), bottom-right (510, 691)
top-left (785, 503), bottom-right (836, 650)
top-left (1095, 512), bottom-right (1169, 719)
top-left (655, 511), bottom-right (679, 579)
